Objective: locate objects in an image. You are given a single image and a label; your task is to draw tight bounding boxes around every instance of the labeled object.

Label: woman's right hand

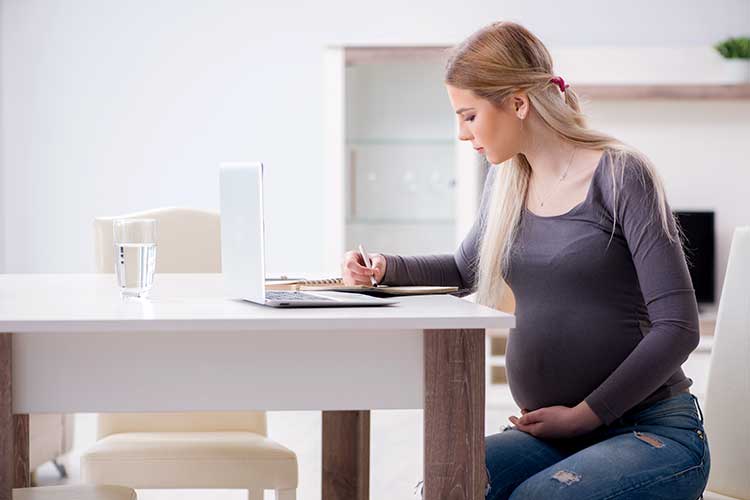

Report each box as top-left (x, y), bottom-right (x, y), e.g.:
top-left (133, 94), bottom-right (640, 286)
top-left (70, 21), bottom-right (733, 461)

top-left (342, 250), bottom-right (387, 286)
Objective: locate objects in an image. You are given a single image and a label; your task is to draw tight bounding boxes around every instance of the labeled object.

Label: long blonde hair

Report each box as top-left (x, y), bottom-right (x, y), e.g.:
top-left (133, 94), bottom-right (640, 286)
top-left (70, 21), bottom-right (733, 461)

top-left (444, 21), bottom-right (685, 309)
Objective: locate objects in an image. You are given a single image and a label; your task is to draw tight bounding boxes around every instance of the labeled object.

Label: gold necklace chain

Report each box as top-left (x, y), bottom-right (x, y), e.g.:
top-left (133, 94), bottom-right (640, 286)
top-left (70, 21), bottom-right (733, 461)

top-left (532, 146), bottom-right (577, 208)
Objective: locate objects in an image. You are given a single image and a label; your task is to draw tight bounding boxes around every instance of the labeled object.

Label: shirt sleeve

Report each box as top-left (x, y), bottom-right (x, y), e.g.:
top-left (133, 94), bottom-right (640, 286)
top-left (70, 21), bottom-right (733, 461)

top-left (380, 166), bottom-right (497, 290)
top-left (584, 159), bottom-right (700, 426)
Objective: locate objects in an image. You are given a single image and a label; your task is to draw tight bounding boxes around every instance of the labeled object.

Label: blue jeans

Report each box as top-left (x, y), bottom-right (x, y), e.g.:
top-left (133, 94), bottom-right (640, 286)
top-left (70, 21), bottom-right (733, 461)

top-left (485, 392), bottom-right (710, 499)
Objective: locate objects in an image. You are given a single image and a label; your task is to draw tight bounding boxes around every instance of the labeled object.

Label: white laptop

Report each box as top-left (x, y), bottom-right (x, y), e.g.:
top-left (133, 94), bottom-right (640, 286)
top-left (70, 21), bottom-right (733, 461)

top-left (219, 161), bottom-right (397, 308)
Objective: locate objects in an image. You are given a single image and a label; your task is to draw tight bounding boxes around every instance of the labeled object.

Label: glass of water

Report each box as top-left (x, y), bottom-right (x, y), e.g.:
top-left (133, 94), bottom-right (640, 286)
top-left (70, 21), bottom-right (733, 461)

top-left (113, 218), bottom-right (157, 298)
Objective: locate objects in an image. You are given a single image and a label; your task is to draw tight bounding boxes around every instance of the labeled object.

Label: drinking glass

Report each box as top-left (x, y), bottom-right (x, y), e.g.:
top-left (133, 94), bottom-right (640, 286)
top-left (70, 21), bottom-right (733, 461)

top-left (113, 219), bottom-right (157, 298)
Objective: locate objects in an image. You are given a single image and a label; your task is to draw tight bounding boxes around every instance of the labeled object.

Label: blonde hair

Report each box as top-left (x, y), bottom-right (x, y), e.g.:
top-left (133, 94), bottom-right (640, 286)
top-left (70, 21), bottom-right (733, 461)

top-left (444, 21), bottom-right (685, 309)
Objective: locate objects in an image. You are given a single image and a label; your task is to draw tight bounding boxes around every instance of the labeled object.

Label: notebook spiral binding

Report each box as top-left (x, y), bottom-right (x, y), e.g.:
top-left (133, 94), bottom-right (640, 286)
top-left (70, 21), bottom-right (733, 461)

top-left (300, 278), bottom-right (343, 285)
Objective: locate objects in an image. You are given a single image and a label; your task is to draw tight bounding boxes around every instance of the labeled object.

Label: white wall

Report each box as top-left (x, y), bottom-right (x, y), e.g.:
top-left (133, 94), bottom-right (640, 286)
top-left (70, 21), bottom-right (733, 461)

top-left (0, 1), bottom-right (5, 274)
top-left (586, 100), bottom-right (750, 303)
top-left (2, 0), bottom-right (749, 282)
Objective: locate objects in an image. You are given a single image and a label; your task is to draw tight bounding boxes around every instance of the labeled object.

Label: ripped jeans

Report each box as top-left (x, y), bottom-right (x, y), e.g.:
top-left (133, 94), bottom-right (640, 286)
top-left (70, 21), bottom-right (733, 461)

top-left (484, 392), bottom-right (710, 500)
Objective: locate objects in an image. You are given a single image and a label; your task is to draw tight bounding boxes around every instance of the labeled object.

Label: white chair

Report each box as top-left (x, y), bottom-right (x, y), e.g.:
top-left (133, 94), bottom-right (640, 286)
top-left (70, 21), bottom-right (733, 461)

top-left (92, 206), bottom-right (222, 273)
top-left (81, 207), bottom-right (298, 500)
top-left (13, 485), bottom-right (136, 500)
top-left (701, 226), bottom-right (750, 500)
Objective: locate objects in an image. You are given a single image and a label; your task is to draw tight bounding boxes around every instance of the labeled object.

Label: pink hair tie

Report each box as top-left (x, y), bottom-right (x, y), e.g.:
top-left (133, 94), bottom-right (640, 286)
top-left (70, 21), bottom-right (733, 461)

top-left (550, 76), bottom-right (569, 93)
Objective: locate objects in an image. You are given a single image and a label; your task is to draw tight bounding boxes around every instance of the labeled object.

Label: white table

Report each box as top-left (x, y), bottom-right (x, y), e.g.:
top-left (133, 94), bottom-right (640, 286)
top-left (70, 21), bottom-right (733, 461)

top-left (0, 274), bottom-right (515, 500)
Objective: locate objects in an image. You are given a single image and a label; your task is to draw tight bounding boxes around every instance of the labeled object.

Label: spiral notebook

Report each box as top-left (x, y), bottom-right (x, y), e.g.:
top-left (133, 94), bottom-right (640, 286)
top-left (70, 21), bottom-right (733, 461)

top-left (264, 277), bottom-right (458, 297)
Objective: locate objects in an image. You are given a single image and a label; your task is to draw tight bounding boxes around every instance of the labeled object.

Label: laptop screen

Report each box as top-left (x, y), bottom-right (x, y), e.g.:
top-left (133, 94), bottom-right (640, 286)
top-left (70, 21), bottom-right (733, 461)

top-left (219, 161), bottom-right (266, 302)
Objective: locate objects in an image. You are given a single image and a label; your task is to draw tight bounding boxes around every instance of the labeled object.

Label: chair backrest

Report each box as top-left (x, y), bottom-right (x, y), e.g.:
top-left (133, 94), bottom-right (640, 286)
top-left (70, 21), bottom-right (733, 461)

top-left (93, 207), bottom-right (221, 273)
top-left (703, 226), bottom-right (750, 499)
top-left (93, 207), bottom-right (267, 439)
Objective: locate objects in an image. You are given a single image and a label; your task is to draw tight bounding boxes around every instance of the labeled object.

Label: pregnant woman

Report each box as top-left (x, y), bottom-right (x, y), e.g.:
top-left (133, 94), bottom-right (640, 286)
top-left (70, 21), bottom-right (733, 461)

top-left (341, 21), bottom-right (710, 500)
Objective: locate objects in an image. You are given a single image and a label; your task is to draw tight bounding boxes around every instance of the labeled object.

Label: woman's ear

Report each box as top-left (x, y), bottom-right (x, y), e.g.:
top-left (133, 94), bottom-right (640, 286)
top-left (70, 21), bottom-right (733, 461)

top-left (510, 93), bottom-right (529, 120)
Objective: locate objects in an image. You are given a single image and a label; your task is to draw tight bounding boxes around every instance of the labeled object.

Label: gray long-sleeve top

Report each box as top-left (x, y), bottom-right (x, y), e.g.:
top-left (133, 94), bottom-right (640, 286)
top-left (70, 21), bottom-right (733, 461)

top-left (381, 151), bottom-right (700, 426)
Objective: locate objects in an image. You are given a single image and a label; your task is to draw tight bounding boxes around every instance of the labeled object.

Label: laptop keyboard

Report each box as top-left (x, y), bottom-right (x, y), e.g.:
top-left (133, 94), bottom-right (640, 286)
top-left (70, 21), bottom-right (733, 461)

top-left (266, 290), bottom-right (334, 302)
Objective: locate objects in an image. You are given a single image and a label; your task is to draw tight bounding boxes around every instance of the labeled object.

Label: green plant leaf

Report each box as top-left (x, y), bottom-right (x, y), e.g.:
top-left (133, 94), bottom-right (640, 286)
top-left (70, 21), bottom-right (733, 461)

top-left (715, 37), bottom-right (750, 59)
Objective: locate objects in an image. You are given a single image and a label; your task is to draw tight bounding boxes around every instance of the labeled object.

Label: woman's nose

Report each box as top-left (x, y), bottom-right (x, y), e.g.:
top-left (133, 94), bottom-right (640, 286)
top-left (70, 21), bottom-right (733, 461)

top-left (458, 129), bottom-right (473, 141)
top-left (457, 124), bottom-right (473, 141)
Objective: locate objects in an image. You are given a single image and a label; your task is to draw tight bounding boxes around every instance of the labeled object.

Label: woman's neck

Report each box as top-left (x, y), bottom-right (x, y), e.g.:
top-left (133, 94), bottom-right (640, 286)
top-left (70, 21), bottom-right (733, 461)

top-left (521, 130), bottom-right (578, 182)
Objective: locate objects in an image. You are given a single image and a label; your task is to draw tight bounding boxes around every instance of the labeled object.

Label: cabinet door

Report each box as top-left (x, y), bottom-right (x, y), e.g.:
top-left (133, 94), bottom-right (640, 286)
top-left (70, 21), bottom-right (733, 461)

top-left (344, 56), bottom-right (462, 255)
top-left (323, 47), bottom-right (485, 271)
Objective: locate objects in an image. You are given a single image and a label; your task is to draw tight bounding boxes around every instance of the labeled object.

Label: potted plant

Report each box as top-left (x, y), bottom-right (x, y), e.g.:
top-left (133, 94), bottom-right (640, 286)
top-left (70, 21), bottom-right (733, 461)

top-left (714, 36), bottom-right (750, 82)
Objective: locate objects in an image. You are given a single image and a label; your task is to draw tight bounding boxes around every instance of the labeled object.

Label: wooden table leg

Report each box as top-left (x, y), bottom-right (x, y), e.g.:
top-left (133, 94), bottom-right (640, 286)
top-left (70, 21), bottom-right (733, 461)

top-left (1, 333), bottom-right (30, 500)
top-left (322, 410), bottom-right (370, 500)
top-left (424, 329), bottom-right (486, 500)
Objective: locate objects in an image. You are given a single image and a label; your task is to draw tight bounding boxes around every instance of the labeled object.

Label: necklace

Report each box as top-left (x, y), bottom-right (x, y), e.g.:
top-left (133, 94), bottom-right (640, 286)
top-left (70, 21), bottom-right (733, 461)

top-left (532, 146), bottom-right (577, 208)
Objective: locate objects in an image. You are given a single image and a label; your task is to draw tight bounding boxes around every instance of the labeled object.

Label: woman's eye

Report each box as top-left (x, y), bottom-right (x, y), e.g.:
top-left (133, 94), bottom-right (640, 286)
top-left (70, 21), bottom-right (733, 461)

top-left (465, 115), bottom-right (475, 122)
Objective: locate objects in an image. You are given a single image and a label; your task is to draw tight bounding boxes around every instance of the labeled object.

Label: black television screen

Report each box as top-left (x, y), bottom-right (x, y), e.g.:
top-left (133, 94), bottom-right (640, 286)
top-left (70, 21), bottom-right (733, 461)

top-left (673, 211), bottom-right (715, 304)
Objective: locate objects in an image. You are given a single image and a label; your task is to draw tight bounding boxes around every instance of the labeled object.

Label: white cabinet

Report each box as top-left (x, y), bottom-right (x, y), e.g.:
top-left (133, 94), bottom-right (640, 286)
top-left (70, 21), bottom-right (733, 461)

top-left (323, 46), bottom-right (485, 272)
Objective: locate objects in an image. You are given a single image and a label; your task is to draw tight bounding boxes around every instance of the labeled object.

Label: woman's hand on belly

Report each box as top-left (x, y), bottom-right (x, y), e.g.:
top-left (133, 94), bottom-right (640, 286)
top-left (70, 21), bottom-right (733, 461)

top-left (508, 400), bottom-right (603, 439)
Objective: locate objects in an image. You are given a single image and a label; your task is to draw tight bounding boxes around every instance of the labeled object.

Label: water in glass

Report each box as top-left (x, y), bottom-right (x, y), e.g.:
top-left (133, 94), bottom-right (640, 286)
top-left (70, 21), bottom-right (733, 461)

top-left (115, 243), bottom-right (157, 298)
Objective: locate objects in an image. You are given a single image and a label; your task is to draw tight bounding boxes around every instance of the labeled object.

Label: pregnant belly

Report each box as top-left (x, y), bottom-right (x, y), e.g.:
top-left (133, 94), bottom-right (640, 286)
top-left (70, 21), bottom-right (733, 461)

top-left (505, 321), bottom-right (642, 411)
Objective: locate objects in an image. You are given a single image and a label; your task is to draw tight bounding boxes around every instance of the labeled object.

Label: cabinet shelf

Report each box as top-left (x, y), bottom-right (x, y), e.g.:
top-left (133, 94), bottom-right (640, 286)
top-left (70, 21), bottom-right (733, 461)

top-left (341, 46), bottom-right (750, 99)
top-left (489, 355), bottom-right (506, 365)
top-left (575, 83), bottom-right (750, 100)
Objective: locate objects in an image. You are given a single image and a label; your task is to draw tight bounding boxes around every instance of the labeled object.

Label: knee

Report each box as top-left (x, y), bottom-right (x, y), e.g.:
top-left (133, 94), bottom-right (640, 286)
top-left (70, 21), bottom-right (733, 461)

top-left (509, 469), bottom-right (583, 500)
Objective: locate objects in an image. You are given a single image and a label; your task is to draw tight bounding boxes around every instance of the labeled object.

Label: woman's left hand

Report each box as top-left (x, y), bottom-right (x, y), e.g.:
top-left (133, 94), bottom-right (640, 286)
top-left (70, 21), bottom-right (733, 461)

top-left (508, 401), bottom-right (603, 439)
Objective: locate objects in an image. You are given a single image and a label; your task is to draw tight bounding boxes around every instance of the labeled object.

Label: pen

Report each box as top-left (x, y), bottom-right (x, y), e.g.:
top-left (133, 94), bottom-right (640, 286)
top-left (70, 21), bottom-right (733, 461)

top-left (358, 243), bottom-right (378, 287)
